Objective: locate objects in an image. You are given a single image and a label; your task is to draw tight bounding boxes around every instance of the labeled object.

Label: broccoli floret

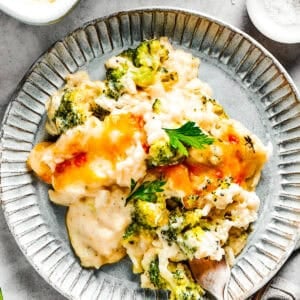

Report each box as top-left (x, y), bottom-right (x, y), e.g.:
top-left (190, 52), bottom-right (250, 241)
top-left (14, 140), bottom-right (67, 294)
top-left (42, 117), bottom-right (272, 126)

top-left (169, 263), bottom-right (204, 300)
top-left (122, 220), bottom-right (155, 248)
top-left (134, 41), bottom-right (152, 67)
top-left (122, 222), bottom-right (156, 273)
top-left (46, 88), bottom-right (89, 135)
top-left (161, 209), bottom-right (203, 248)
top-left (177, 227), bottom-right (205, 259)
top-left (123, 222), bottom-right (141, 240)
top-left (134, 198), bottom-right (168, 228)
top-left (55, 98), bottom-right (84, 131)
top-left (105, 64), bottom-right (129, 99)
top-left (148, 256), bottom-right (167, 289)
top-left (120, 48), bottom-right (136, 61)
top-left (147, 140), bottom-right (184, 167)
top-left (134, 39), bottom-right (169, 69)
top-left (104, 39), bottom-right (170, 96)
top-left (132, 65), bottom-right (157, 87)
top-left (106, 65), bottom-right (128, 82)
top-left (147, 258), bottom-right (204, 300)
top-left (169, 209), bottom-right (203, 230)
top-left (161, 209), bottom-right (184, 243)
top-left (132, 39), bottom-right (169, 88)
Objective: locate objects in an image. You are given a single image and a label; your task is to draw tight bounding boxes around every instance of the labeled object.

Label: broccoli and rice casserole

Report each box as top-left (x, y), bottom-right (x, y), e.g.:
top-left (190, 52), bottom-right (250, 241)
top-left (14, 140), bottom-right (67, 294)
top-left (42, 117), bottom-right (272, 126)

top-left (28, 38), bottom-right (269, 299)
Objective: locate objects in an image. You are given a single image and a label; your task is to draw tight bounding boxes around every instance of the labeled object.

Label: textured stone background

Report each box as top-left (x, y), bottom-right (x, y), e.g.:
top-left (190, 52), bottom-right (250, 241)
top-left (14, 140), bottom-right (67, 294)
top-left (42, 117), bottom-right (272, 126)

top-left (1, 0), bottom-right (300, 299)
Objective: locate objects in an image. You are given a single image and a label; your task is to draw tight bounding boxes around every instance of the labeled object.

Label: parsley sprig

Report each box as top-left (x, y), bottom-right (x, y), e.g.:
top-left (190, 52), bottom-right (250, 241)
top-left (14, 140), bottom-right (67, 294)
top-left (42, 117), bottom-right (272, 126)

top-left (163, 121), bottom-right (214, 156)
top-left (0, 288), bottom-right (3, 300)
top-left (126, 179), bottom-right (166, 205)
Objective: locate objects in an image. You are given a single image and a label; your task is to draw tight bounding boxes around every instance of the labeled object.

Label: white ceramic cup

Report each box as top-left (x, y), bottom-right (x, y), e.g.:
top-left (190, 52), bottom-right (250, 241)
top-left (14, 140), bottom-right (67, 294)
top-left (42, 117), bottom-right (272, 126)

top-left (0, 0), bottom-right (80, 25)
top-left (247, 0), bottom-right (300, 43)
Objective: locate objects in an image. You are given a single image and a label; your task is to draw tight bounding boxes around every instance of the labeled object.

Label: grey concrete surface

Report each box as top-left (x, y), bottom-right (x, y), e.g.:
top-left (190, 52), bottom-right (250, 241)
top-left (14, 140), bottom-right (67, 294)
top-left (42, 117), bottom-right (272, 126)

top-left (0, 0), bottom-right (300, 299)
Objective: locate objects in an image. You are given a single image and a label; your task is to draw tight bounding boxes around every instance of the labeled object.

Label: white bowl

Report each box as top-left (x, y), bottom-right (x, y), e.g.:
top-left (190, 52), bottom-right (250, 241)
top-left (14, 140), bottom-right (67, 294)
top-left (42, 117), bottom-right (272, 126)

top-left (247, 0), bottom-right (300, 43)
top-left (0, 0), bottom-right (80, 25)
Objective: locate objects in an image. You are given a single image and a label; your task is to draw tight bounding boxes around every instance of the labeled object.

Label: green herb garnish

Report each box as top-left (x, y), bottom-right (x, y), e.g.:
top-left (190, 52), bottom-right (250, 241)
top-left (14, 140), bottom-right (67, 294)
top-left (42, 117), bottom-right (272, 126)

top-left (164, 121), bottom-right (214, 156)
top-left (130, 178), bottom-right (138, 192)
top-left (0, 288), bottom-right (3, 300)
top-left (126, 179), bottom-right (166, 205)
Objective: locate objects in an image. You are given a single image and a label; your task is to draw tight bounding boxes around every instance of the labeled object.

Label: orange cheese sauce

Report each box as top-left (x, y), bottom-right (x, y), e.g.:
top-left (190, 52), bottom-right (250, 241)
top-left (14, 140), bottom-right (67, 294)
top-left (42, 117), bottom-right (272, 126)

top-left (195, 131), bottom-right (265, 184)
top-left (86, 114), bottom-right (143, 161)
top-left (159, 128), bottom-right (267, 210)
top-left (30, 114), bottom-right (146, 191)
top-left (53, 114), bottom-right (145, 190)
top-left (162, 164), bottom-right (194, 195)
top-left (27, 141), bottom-right (53, 184)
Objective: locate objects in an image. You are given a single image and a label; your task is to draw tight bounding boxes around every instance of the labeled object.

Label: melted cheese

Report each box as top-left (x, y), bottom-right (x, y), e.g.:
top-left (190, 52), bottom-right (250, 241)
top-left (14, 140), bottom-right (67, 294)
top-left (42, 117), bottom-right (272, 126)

top-left (30, 115), bottom-right (147, 204)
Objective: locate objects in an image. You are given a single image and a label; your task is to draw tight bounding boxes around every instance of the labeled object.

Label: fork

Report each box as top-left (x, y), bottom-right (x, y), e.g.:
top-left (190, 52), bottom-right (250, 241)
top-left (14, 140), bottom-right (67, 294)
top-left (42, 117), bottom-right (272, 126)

top-left (189, 256), bottom-right (230, 300)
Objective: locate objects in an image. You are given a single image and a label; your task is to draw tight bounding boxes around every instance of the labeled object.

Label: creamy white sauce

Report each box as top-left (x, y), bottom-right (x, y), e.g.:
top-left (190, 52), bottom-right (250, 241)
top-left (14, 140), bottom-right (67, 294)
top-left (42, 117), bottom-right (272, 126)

top-left (67, 188), bottom-right (131, 268)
